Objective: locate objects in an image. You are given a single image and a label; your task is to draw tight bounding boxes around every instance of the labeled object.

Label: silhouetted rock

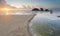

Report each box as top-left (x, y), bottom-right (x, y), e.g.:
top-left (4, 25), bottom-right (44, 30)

top-left (32, 8), bottom-right (40, 11)
top-left (45, 9), bottom-right (49, 11)
top-left (40, 8), bottom-right (44, 11)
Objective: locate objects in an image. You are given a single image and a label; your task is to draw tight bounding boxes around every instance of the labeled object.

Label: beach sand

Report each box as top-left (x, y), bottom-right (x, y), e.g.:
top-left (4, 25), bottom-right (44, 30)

top-left (0, 14), bottom-right (36, 36)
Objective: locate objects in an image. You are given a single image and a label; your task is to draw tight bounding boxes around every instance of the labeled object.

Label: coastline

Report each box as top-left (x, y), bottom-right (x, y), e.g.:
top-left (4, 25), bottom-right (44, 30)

top-left (27, 14), bottom-right (36, 36)
top-left (0, 13), bottom-right (36, 36)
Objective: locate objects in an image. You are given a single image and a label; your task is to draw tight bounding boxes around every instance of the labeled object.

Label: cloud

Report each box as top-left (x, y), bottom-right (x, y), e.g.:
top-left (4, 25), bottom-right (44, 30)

top-left (14, 4), bottom-right (41, 10)
top-left (22, 5), bottom-right (33, 9)
top-left (0, 0), bottom-right (6, 8)
top-left (20, 5), bottom-right (41, 9)
top-left (10, 3), bottom-right (41, 9)
top-left (0, 0), bottom-right (6, 4)
top-left (0, 0), bottom-right (42, 10)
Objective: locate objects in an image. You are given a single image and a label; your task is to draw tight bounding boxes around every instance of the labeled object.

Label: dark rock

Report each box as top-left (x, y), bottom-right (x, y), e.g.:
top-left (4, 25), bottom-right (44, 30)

top-left (57, 16), bottom-right (60, 17)
top-left (45, 9), bottom-right (49, 11)
top-left (32, 8), bottom-right (40, 11)
top-left (40, 8), bottom-right (44, 11)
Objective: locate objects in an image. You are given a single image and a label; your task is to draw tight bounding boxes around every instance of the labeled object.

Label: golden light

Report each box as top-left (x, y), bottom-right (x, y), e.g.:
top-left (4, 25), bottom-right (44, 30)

top-left (3, 8), bottom-right (11, 15)
top-left (3, 8), bottom-right (10, 11)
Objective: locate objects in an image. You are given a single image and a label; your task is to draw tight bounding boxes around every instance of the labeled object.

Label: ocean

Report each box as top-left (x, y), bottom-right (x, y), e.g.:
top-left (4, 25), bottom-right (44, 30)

top-left (29, 11), bottom-right (60, 36)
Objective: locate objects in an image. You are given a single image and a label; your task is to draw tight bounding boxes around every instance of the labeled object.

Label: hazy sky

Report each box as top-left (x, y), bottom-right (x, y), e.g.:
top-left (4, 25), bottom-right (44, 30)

top-left (6, 0), bottom-right (60, 9)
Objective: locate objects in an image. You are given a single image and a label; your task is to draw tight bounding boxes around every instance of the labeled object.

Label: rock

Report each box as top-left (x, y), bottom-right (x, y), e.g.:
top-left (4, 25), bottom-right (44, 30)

top-left (57, 16), bottom-right (60, 17)
top-left (32, 8), bottom-right (40, 11)
top-left (40, 8), bottom-right (44, 11)
top-left (45, 9), bottom-right (49, 11)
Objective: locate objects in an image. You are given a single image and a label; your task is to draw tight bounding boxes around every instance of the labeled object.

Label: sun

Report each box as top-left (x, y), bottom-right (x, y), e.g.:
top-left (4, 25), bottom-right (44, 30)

top-left (3, 8), bottom-right (10, 11)
top-left (3, 8), bottom-right (11, 15)
top-left (0, 8), bottom-right (12, 15)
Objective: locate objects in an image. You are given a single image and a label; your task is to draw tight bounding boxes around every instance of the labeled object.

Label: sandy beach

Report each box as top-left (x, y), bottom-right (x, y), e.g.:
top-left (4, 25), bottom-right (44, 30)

top-left (0, 14), bottom-right (36, 36)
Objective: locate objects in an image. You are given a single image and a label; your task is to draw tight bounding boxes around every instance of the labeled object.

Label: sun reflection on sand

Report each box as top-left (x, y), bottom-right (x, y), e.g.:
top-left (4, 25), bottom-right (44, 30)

top-left (0, 8), bottom-right (11, 15)
top-left (11, 12), bottom-right (33, 15)
top-left (3, 8), bottom-right (10, 11)
top-left (3, 8), bottom-right (10, 15)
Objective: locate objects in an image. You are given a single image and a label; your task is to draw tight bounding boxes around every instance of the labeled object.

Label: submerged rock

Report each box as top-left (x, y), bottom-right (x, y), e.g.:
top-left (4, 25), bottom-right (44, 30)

top-left (50, 10), bottom-right (53, 14)
top-left (57, 16), bottom-right (60, 17)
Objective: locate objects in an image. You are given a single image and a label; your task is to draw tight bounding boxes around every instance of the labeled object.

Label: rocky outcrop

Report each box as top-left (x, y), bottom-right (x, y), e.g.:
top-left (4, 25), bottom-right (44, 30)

top-left (32, 8), bottom-right (51, 12)
top-left (40, 8), bottom-right (44, 11)
top-left (32, 8), bottom-right (40, 11)
top-left (45, 9), bottom-right (49, 11)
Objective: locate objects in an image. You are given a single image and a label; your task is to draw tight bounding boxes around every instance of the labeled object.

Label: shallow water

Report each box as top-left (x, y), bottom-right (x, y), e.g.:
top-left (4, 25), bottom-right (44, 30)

top-left (29, 13), bottom-right (60, 36)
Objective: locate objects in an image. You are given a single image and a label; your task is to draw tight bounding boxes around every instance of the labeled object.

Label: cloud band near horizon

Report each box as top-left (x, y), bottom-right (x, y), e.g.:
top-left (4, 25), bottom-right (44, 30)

top-left (6, 0), bottom-right (60, 9)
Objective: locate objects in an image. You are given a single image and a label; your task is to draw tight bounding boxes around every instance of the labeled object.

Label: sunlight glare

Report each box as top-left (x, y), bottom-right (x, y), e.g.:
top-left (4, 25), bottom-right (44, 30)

top-left (3, 8), bottom-right (11, 15)
top-left (3, 8), bottom-right (10, 11)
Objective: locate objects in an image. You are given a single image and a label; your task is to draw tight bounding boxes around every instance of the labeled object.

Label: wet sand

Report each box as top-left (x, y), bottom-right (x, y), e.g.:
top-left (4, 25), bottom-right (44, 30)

top-left (0, 14), bottom-right (36, 36)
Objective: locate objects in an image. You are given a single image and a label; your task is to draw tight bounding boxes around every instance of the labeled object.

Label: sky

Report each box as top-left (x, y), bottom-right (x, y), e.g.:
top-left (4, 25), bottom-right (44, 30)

top-left (6, 0), bottom-right (60, 9)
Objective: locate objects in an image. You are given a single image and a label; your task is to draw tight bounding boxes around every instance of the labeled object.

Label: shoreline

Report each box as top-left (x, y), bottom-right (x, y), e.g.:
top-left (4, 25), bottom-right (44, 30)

top-left (0, 13), bottom-right (36, 36)
top-left (27, 14), bottom-right (36, 36)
